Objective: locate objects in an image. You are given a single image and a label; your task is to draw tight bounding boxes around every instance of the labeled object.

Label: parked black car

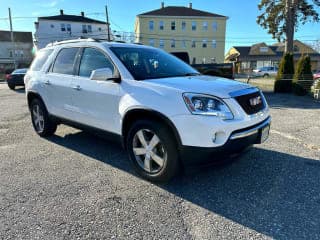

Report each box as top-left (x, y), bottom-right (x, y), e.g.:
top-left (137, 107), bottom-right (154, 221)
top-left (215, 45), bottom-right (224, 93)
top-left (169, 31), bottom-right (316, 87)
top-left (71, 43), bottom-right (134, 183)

top-left (6, 68), bottom-right (28, 90)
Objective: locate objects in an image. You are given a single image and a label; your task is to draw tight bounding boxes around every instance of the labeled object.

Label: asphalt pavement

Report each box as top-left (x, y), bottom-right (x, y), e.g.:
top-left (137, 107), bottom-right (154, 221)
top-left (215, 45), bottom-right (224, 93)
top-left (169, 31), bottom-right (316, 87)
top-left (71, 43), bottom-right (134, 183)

top-left (0, 83), bottom-right (319, 240)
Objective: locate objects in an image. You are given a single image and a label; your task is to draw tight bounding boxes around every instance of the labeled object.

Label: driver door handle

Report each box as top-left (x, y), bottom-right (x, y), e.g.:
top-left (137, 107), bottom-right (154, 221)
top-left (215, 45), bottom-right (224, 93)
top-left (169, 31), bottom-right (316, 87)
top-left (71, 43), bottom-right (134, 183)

top-left (44, 79), bottom-right (51, 85)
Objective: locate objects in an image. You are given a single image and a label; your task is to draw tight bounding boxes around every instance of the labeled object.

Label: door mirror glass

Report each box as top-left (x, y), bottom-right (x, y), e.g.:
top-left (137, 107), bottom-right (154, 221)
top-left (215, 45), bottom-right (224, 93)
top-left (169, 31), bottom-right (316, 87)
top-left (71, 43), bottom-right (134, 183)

top-left (90, 68), bottom-right (113, 81)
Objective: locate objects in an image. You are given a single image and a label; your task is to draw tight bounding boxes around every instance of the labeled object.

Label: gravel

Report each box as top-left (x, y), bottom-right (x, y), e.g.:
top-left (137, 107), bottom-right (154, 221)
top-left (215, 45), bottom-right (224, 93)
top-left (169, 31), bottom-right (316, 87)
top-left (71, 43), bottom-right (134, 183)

top-left (0, 83), bottom-right (319, 240)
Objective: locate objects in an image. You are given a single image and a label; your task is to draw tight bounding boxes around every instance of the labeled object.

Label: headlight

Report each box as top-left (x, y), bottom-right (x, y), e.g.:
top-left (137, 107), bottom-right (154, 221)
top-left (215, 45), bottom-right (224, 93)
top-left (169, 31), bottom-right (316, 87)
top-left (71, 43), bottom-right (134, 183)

top-left (183, 93), bottom-right (233, 120)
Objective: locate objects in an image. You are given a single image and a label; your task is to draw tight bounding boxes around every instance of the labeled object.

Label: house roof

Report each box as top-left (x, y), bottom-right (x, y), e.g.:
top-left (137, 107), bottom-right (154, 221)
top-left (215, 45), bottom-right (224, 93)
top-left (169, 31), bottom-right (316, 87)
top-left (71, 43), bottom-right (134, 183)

top-left (0, 30), bottom-right (33, 43)
top-left (227, 40), bottom-right (320, 61)
top-left (138, 6), bottom-right (226, 18)
top-left (38, 14), bottom-right (106, 24)
top-left (231, 46), bottom-right (251, 56)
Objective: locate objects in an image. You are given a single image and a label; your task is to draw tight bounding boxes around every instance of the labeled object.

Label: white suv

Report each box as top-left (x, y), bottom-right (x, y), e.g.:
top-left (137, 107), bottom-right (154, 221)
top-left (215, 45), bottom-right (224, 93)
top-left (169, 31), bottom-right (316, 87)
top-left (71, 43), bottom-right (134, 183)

top-left (25, 39), bottom-right (270, 182)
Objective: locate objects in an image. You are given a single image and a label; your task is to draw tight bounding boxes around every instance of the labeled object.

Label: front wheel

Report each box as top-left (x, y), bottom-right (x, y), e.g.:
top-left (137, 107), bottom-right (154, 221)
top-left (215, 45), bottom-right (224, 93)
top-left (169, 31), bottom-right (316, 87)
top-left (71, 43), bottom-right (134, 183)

top-left (126, 120), bottom-right (179, 182)
top-left (30, 98), bottom-right (57, 137)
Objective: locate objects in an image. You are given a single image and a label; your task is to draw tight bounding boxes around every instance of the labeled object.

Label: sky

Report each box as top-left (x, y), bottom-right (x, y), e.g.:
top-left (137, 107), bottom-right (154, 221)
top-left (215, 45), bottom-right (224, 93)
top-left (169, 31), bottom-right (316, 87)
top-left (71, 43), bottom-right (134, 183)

top-left (1, 0), bottom-right (320, 52)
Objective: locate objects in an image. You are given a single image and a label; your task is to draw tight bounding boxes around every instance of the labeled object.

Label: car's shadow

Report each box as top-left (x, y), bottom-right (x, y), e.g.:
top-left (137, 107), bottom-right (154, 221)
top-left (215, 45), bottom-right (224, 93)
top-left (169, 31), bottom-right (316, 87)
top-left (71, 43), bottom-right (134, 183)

top-left (13, 87), bottom-right (25, 94)
top-left (48, 130), bottom-right (320, 239)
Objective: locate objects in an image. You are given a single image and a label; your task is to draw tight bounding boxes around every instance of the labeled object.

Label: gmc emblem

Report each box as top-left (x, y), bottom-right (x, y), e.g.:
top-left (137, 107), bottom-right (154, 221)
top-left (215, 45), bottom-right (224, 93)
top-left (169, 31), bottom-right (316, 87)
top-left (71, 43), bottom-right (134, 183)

top-left (249, 96), bottom-right (262, 106)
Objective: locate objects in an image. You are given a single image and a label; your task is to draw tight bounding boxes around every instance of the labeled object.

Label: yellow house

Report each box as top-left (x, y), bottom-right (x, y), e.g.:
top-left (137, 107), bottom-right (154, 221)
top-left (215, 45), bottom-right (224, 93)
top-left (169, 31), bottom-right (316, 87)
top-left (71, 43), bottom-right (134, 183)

top-left (135, 3), bottom-right (228, 64)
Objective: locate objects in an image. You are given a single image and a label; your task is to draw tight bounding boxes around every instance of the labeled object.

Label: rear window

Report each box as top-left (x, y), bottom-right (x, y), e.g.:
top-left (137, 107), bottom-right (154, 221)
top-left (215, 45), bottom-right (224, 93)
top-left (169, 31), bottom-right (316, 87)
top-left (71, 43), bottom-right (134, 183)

top-left (30, 49), bottom-right (54, 71)
top-left (12, 69), bottom-right (27, 74)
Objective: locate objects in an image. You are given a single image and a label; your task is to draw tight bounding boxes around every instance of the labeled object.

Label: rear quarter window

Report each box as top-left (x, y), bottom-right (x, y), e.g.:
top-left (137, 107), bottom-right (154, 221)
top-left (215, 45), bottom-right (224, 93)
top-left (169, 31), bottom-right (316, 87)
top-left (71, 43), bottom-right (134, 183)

top-left (30, 49), bottom-right (54, 71)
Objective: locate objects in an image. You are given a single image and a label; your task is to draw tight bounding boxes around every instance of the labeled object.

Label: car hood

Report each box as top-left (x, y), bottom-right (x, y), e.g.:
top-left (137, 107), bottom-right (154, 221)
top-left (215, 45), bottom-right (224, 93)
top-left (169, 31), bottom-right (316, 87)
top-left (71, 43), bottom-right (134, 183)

top-left (144, 75), bottom-right (253, 98)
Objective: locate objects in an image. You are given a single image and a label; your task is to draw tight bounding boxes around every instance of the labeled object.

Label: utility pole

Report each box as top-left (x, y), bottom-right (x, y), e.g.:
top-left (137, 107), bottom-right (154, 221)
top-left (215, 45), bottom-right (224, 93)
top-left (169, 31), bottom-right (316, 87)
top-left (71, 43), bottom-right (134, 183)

top-left (105, 5), bottom-right (111, 41)
top-left (8, 8), bottom-right (17, 69)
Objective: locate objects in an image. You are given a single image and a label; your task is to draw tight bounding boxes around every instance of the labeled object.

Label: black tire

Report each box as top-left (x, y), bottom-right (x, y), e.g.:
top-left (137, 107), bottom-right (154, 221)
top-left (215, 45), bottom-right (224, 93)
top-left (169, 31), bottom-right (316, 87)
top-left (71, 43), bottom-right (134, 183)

top-left (263, 73), bottom-right (269, 78)
top-left (30, 98), bottom-right (57, 137)
top-left (126, 120), bottom-right (179, 182)
top-left (7, 82), bottom-right (15, 90)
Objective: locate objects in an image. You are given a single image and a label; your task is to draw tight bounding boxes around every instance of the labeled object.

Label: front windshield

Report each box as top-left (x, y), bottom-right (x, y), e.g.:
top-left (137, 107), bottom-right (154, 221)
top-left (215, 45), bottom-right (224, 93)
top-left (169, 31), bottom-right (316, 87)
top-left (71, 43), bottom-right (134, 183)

top-left (110, 46), bottom-right (199, 80)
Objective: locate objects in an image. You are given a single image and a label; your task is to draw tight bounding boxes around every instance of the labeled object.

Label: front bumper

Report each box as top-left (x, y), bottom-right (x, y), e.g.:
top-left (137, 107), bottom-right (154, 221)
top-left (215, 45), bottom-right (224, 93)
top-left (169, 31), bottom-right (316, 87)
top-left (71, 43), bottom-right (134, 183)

top-left (180, 117), bottom-right (271, 166)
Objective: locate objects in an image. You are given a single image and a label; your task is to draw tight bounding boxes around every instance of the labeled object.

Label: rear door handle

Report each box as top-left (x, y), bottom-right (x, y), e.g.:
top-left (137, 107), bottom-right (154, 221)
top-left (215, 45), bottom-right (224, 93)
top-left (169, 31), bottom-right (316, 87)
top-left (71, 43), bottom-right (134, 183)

top-left (44, 80), bottom-right (51, 85)
top-left (72, 85), bottom-right (81, 91)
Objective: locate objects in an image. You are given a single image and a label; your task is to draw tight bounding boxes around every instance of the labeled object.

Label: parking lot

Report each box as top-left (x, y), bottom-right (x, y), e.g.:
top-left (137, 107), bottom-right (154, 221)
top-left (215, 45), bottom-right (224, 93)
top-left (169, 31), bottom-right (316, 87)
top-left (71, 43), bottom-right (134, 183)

top-left (0, 82), bottom-right (319, 240)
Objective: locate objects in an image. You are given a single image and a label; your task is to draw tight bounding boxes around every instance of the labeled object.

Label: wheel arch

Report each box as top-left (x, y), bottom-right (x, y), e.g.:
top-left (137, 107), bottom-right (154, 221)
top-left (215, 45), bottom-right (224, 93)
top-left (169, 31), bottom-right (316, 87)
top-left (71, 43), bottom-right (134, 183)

top-left (27, 91), bottom-right (46, 110)
top-left (122, 108), bottom-right (182, 148)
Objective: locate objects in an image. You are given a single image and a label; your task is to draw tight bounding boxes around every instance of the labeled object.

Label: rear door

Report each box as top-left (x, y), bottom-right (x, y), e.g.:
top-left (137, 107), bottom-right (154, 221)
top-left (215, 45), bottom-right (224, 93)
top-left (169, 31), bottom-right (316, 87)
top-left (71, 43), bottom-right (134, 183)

top-left (69, 47), bottom-right (122, 132)
top-left (44, 47), bottom-right (80, 120)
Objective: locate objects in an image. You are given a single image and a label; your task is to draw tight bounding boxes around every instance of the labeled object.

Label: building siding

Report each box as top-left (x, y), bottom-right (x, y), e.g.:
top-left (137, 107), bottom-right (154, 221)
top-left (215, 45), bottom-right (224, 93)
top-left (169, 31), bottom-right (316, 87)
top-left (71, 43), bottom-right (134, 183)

top-left (35, 19), bottom-right (108, 49)
top-left (135, 14), bottom-right (227, 64)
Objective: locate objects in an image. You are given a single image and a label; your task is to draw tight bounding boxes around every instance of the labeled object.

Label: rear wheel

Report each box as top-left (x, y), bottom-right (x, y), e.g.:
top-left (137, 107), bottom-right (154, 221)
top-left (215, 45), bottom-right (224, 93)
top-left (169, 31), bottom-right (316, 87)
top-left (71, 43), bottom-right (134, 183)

top-left (30, 98), bottom-right (57, 137)
top-left (126, 120), bottom-right (179, 182)
top-left (7, 82), bottom-right (15, 90)
top-left (263, 73), bottom-right (269, 78)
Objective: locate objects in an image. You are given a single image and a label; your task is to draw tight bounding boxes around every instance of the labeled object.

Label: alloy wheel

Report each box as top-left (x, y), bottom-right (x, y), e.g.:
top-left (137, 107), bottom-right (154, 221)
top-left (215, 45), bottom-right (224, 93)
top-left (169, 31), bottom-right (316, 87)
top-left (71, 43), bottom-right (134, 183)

top-left (32, 104), bottom-right (45, 133)
top-left (132, 129), bottom-right (167, 173)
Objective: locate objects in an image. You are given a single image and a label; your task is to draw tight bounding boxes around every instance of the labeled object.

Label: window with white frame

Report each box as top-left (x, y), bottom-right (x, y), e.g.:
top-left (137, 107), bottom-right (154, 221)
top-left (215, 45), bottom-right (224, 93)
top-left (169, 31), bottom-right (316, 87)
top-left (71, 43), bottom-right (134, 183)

top-left (192, 21), bottom-right (197, 31)
top-left (159, 21), bottom-right (164, 30)
top-left (212, 40), bottom-right (217, 48)
top-left (212, 22), bottom-right (218, 32)
top-left (159, 39), bottom-right (164, 48)
top-left (66, 24), bottom-right (71, 32)
top-left (87, 25), bottom-right (92, 33)
top-left (149, 39), bottom-right (155, 47)
top-left (181, 21), bottom-right (186, 31)
top-left (149, 20), bottom-right (154, 31)
top-left (181, 40), bottom-right (186, 48)
top-left (202, 21), bottom-right (208, 31)
top-left (171, 21), bottom-right (176, 30)
top-left (82, 25), bottom-right (87, 33)
top-left (191, 40), bottom-right (196, 48)
top-left (171, 39), bottom-right (175, 48)
top-left (202, 39), bottom-right (207, 48)
top-left (61, 23), bottom-right (66, 31)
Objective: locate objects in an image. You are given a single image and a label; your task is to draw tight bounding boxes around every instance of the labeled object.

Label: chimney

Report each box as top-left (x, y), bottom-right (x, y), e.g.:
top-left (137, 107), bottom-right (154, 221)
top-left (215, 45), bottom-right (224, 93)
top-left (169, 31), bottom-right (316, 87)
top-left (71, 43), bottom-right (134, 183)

top-left (81, 11), bottom-right (84, 17)
top-left (161, 2), bottom-right (164, 8)
top-left (189, 3), bottom-right (192, 8)
top-left (60, 9), bottom-right (64, 15)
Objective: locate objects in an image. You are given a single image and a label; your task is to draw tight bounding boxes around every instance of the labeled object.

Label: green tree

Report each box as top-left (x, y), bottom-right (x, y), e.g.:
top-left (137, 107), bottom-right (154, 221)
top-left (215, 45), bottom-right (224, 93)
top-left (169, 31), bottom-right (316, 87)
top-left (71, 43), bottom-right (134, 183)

top-left (257, 0), bottom-right (320, 53)
top-left (293, 55), bottom-right (313, 95)
top-left (274, 52), bottom-right (294, 93)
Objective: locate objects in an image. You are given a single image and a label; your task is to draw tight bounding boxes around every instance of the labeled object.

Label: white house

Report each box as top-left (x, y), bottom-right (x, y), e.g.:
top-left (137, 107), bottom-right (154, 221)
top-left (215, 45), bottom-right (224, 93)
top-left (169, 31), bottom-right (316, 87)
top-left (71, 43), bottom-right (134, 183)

top-left (34, 10), bottom-right (111, 49)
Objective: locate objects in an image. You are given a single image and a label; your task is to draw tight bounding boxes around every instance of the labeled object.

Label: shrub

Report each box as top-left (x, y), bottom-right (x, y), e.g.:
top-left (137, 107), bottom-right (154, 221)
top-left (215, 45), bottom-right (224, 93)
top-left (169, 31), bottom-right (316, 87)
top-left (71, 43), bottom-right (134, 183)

top-left (293, 55), bottom-right (313, 95)
top-left (274, 53), bottom-right (294, 93)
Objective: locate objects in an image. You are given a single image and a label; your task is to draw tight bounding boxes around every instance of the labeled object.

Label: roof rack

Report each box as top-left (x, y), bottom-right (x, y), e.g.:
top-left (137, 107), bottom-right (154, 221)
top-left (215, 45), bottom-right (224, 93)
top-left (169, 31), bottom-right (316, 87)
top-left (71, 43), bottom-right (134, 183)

top-left (45, 38), bottom-right (101, 47)
top-left (45, 38), bottom-right (131, 48)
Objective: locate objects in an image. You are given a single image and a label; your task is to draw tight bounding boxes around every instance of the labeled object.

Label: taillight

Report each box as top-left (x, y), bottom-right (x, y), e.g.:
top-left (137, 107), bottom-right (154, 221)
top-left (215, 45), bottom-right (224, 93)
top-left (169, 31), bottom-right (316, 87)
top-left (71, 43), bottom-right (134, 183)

top-left (6, 74), bottom-right (12, 81)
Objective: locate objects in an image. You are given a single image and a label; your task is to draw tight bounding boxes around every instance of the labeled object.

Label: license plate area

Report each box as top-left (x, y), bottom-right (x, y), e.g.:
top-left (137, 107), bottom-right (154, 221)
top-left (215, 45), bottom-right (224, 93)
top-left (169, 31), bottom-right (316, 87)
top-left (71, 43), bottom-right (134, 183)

top-left (259, 125), bottom-right (270, 143)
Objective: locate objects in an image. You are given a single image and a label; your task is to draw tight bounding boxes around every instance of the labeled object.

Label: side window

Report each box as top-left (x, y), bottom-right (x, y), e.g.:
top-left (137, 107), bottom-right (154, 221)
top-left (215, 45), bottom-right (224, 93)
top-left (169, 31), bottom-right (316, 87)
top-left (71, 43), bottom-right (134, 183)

top-left (52, 48), bottom-right (79, 75)
top-left (79, 48), bottom-right (114, 78)
top-left (30, 49), bottom-right (54, 71)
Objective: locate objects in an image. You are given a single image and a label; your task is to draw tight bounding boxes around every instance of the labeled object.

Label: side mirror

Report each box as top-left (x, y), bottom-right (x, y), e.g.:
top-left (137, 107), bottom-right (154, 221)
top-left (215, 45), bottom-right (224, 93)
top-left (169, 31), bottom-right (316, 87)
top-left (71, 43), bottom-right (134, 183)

top-left (90, 68), bottom-right (121, 83)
